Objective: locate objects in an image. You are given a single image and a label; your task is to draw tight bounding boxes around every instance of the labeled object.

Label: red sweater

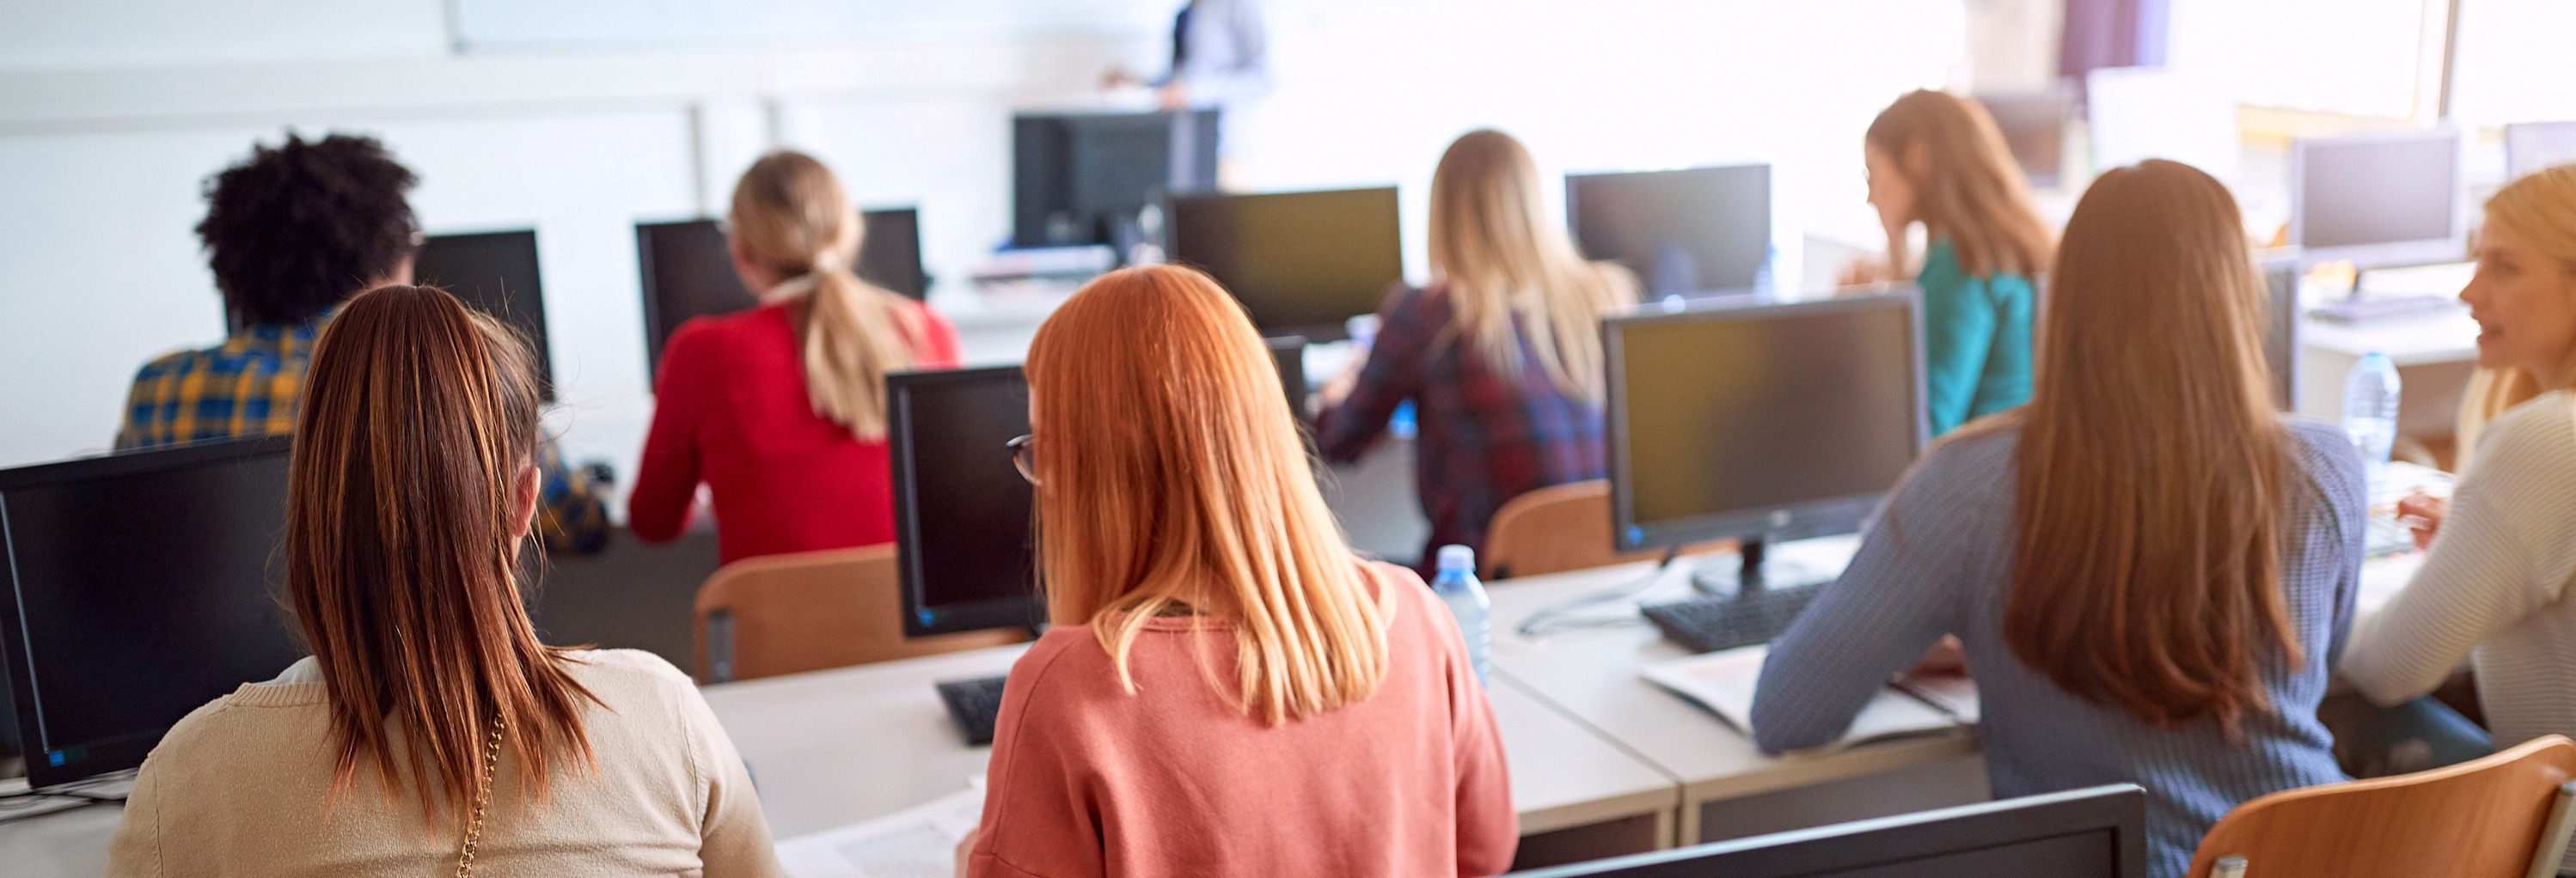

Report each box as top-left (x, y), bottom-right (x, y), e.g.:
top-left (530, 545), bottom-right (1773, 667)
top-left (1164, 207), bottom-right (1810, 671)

top-left (629, 301), bottom-right (962, 564)
top-left (966, 563), bottom-right (1519, 878)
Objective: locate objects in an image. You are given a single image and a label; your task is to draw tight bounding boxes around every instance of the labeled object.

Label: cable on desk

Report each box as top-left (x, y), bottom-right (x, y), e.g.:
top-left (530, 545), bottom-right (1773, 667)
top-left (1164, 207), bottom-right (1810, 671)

top-left (1513, 546), bottom-right (1680, 638)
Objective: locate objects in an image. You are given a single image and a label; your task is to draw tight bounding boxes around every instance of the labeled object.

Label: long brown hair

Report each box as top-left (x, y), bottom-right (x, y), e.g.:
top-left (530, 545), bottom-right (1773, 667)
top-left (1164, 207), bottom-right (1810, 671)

top-left (1998, 160), bottom-right (2295, 734)
top-left (730, 150), bottom-right (923, 440)
top-left (1026, 265), bottom-right (1392, 725)
top-left (1429, 129), bottom-right (1639, 400)
top-left (2457, 165), bottom-right (2576, 469)
top-left (1866, 90), bottom-right (2055, 278)
top-left (288, 284), bottom-right (599, 821)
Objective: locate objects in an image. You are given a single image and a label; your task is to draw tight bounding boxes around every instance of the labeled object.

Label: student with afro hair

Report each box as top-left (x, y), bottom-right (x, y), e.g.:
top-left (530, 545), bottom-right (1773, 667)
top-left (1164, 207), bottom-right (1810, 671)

top-left (115, 131), bottom-right (609, 553)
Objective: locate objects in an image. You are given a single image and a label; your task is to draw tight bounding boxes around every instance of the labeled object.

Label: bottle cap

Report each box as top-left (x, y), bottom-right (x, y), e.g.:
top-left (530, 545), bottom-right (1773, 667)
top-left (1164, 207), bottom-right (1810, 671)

top-left (1436, 545), bottom-right (1475, 574)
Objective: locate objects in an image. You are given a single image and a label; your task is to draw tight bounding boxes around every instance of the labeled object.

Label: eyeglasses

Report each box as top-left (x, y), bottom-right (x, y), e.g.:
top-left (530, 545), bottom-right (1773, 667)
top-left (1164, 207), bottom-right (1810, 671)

top-left (1007, 435), bottom-right (1037, 485)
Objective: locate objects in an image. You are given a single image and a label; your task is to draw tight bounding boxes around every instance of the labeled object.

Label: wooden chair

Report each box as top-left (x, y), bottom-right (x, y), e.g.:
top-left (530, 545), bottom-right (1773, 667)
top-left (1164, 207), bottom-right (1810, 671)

top-left (2186, 735), bottom-right (2576, 878)
top-left (1481, 480), bottom-right (1731, 581)
top-left (691, 545), bottom-right (1026, 683)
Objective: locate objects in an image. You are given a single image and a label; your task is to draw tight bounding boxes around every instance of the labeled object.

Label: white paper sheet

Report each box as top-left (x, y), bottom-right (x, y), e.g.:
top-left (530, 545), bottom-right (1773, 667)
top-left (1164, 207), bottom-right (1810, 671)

top-left (775, 781), bottom-right (986, 878)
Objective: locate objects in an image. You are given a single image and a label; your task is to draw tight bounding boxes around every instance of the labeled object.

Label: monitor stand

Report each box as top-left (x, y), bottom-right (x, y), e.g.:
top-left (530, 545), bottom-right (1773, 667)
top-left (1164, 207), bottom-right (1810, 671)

top-left (1687, 536), bottom-right (1832, 597)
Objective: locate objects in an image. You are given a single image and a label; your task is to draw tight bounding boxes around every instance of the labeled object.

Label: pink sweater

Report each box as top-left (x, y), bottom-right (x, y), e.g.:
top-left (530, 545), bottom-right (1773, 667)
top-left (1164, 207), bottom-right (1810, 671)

top-left (964, 562), bottom-right (1517, 878)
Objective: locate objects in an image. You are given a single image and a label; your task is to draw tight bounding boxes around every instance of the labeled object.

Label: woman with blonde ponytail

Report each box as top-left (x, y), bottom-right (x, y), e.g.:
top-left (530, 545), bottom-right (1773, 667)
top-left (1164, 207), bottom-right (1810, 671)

top-left (1316, 129), bottom-right (1637, 571)
top-left (631, 151), bottom-right (962, 563)
top-left (2342, 164), bottom-right (2576, 762)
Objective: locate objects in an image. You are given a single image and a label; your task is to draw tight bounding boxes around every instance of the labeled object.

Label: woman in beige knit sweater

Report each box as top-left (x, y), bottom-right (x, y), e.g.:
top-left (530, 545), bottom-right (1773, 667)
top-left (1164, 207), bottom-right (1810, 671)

top-left (107, 285), bottom-right (782, 878)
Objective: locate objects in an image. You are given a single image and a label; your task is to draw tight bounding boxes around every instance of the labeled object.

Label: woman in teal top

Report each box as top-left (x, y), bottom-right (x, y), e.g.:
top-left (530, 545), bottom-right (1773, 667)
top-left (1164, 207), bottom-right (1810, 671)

top-left (1843, 90), bottom-right (2053, 436)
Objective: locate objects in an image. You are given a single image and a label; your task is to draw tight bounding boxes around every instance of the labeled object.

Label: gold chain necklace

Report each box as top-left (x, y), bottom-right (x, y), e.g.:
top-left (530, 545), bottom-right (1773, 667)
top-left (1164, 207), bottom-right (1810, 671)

top-left (455, 716), bottom-right (505, 878)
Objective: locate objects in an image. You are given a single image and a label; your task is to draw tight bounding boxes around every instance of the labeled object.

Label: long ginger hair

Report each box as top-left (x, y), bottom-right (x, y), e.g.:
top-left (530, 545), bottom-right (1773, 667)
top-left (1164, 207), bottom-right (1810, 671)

top-left (1429, 129), bottom-right (1638, 400)
top-left (1866, 90), bottom-right (2055, 279)
top-left (1997, 160), bottom-right (2296, 735)
top-left (1025, 265), bottom-right (1392, 725)
top-left (287, 284), bottom-right (600, 822)
top-left (729, 150), bottom-right (923, 440)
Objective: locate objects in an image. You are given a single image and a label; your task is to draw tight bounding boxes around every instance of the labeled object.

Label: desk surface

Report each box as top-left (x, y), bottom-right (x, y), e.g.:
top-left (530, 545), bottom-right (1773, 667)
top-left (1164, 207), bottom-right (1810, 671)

top-left (1488, 534), bottom-right (2430, 805)
top-left (1486, 537), bottom-right (1979, 807)
top-left (698, 637), bottom-right (1679, 841)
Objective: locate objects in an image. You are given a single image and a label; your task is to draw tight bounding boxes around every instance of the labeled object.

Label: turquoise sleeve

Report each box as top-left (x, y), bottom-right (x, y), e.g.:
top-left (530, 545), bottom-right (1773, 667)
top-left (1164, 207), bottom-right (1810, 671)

top-left (1918, 272), bottom-right (1997, 438)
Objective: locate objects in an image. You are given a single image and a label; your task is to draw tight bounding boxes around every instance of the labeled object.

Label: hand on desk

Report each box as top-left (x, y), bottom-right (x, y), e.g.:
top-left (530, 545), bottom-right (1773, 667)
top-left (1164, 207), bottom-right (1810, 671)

top-left (2396, 492), bottom-right (2447, 552)
top-left (1908, 635), bottom-right (1968, 678)
top-left (955, 825), bottom-right (979, 878)
top-left (1836, 257), bottom-right (1901, 291)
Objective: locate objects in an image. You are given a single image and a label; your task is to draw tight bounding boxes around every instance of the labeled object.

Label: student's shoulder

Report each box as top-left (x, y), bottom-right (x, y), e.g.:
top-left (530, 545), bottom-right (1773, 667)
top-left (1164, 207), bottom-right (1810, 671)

top-left (2484, 391), bottom-right (2576, 454)
top-left (560, 648), bottom-right (701, 709)
top-left (129, 343), bottom-right (222, 383)
top-left (669, 305), bottom-right (789, 352)
top-left (2469, 391), bottom-right (2576, 485)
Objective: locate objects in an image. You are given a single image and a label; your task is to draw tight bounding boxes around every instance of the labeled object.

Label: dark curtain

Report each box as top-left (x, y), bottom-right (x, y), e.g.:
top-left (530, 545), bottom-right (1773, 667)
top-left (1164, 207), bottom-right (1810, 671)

top-left (2060, 0), bottom-right (2171, 107)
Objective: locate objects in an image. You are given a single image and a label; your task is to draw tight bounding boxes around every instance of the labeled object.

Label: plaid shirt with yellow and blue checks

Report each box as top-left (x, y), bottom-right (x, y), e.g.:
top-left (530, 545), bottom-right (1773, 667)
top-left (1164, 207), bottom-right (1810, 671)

top-left (115, 320), bottom-right (611, 554)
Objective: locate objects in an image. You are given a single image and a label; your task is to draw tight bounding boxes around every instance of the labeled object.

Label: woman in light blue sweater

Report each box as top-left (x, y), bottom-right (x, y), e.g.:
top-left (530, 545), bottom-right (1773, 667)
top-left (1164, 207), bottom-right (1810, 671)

top-left (1757, 160), bottom-right (2361, 878)
top-left (1842, 90), bottom-right (2053, 436)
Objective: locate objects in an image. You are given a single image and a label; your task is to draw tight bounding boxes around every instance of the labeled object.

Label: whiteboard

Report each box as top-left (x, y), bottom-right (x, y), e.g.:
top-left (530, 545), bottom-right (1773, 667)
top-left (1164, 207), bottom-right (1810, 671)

top-left (450, 0), bottom-right (1172, 52)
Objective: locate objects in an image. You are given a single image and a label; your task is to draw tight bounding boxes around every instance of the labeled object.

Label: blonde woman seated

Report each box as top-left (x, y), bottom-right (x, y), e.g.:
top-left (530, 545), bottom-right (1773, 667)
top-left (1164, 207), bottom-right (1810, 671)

top-left (958, 265), bottom-right (1518, 878)
top-left (2342, 165), bottom-right (2576, 764)
top-left (109, 286), bottom-right (779, 877)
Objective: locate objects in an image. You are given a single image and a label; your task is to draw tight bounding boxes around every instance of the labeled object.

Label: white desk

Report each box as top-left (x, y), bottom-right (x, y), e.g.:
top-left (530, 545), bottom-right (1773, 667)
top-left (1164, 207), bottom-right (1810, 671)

top-left (1485, 537), bottom-right (1988, 847)
top-left (696, 639), bottom-right (1681, 844)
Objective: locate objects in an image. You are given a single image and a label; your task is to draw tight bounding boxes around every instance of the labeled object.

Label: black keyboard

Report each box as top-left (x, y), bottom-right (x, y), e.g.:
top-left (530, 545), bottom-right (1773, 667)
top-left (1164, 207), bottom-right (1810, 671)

top-left (1641, 583), bottom-right (1825, 654)
top-left (935, 675), bottom-right (1010, 746)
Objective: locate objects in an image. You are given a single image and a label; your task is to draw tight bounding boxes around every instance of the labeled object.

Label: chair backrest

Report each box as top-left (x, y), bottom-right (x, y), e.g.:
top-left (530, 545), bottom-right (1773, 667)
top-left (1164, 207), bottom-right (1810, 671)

top-left (1482, 480), bottom-right (1731, 580)
top-left (2187, 735), bottom-right (2576, 878)
top-left (691, 545), bottom-right (1026, 683)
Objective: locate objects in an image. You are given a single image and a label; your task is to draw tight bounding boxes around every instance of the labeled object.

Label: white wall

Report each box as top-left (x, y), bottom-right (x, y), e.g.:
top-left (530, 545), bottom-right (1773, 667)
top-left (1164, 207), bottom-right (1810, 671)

top-left (0, 0), bottom-right (1973, 487)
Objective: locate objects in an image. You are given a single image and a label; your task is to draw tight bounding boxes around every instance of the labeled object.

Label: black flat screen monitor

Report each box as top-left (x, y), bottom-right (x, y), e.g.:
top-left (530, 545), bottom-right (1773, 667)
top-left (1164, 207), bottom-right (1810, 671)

top-left (1166, 186), bottom-right (1404, 340)
top-left (1567, 164), bottom-right (1771, 300)
top-left (413, 229), bottom-right (555, 401)
top-left (1511, 784), bottom-right (2147, 878)
top-left (889, 348), bottom-right (1312, 637)
top-left (1267, 336), bottom-right (1308, 421)
top-left (1014, 110), bottom-right (1220, 249)
top-left (1605, 294), bottom-right (1924, 553)
top-left (1975, 88), bottom-right (2072, 188)
top-left (0, 436), bottom-right (302, 790)
top-left (2289, 129), bottom-right (2463, 269)
top-left (890, 366), bottom-right (1041, 637)
top-left (637, 210), bottom-right (927, 382)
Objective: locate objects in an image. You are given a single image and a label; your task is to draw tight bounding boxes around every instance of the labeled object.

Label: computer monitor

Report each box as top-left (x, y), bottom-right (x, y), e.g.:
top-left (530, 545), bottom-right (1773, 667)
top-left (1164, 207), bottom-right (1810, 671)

top-left (1166, 186), bottom-right (1404, 341)
top-left (1511, 784), bottom-right (2147, 878)
top-left (2290, 128), bottom-right (2464, 270)
top-left (858, 207), bottom-right (929, 301)
top-left (1013, 110), bottom-right (1221, 249)
top-left (2261, 253), bottom-right (2301, 411)
top-left (1975, 88), bottom-right (2072, 188)
top-left (0, 436), bottom-right (303, 790)
top-left (1267, 336), bottom-right (1308, 421)
top-left (1604, 294), bottom-right (1924, 583)
top-left (890, 365), bottom-right (1041, 637)
top-left (889, 347), bottom-right (1313, 637)
top-left (413, 229), bottom-right (555, 401)
top-left (637, 209), bottom-right (929, 381)
top-left (2506, 121), bottom-right (2576, 180)
top-left (1566, 164), bottom-right (1771, 300)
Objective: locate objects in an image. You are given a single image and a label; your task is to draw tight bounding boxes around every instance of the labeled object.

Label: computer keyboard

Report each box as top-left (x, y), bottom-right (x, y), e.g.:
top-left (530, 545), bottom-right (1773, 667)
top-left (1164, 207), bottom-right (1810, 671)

top-left (935, 675), bottom-right (1010, 746)
top-left (1641, 582), bottom-right (1825, 654)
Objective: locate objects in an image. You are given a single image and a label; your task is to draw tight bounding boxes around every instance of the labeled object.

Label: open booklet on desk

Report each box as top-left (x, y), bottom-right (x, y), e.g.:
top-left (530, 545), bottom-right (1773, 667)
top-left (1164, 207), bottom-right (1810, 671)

top-left (776, 779), bottom-right (984, 878)
top-left (1643, 645), bottom-right (1978, 756)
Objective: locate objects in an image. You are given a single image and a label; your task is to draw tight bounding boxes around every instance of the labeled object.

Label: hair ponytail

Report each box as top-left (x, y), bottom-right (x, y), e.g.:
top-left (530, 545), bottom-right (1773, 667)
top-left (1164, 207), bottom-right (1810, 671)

top-left (729, 151), bottom-right (923, 440)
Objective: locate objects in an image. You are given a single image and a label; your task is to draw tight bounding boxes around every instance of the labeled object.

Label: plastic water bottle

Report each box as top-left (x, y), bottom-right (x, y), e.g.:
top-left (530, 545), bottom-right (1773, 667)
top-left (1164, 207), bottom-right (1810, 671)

top-left (2342, 351), bottom-right (2402, 500)
top-left (1429, 545), bottom-right (1491, 686)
